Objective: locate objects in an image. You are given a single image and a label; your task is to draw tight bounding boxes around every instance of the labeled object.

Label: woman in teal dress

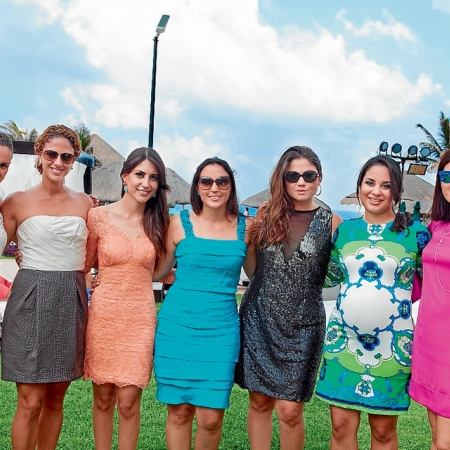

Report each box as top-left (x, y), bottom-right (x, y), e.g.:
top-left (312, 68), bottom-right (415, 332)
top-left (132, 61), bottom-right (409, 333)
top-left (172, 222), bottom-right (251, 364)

top-left (153, 157), bottom-right (251, 450)
top-left (315, 155), bottom-right (430, 450)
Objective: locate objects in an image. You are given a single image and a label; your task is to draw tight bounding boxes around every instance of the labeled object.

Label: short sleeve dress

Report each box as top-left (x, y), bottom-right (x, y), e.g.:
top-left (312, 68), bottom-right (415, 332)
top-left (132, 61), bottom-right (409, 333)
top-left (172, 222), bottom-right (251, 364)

top-left (315, 217), bottom-right (430, 414)
top-left (410, 221), bottom-right (450, 417)
top-left (83, 207), bottom-right (157, 389)
top-left (154, 210), bottom-right (247, 409)
top-left (235, 207), bottom-right (333, 401)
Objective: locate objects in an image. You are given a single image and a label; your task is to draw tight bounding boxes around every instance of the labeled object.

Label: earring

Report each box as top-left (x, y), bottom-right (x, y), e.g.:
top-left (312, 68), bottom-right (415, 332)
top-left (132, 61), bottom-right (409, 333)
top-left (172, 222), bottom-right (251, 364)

top-left (153, 192), bottom-right (157, 198)
top-left (123, 185), bottom-right (128, 192)
top-left (316, 185), bottom-right (322, 196)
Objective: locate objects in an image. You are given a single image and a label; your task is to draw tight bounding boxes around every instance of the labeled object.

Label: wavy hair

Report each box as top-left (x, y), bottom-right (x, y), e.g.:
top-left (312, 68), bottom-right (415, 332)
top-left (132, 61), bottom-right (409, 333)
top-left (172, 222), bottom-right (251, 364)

top-left (0, 132), bottom-right (13, 154)
top-left (121, 147), bottom-right (171, 256)
top-left (431, 148), bottom-right (450, 221)
top-left (190, 157), bottom-right (239, 216)
top-left (251, 146), bottom-right (322, 248)
top-left (356, 155), bottom-right (412, 232)
top-left (34, 125), bottom-right (81, 174)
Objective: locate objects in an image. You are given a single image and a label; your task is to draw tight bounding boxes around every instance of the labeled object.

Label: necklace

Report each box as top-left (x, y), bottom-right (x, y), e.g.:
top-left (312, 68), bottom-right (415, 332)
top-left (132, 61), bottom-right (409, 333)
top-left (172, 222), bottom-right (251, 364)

top-left (434, 223), bottom-right (450, 293)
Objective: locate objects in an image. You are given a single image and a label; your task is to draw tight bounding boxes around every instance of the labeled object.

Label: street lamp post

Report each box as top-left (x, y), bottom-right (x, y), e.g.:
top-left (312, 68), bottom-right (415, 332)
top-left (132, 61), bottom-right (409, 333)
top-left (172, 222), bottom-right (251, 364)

top-left (148, 14), bottom-right (170, 149)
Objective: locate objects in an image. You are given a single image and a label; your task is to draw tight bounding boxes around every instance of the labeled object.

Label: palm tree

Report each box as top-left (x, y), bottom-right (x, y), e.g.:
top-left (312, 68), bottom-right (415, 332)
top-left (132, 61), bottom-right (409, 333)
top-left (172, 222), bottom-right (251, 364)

top-left (0, 120), bottom-right (39, 141)
top-left (72, 122), bottom-right (101, 167)
top-left (416, 111), bottom-right (450, 170)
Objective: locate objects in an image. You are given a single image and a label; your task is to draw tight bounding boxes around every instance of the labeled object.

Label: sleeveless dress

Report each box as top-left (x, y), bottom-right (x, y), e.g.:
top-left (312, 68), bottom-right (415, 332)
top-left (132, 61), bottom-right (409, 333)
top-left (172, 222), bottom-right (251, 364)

top-left (83, 207), bottom-right (157, 388)
top-left (1, 215), bottom-right (88, 383)
top-left (154, 210), bottom-right (247, 409)
top-left (410, 221), bottom-right (450, 417)
top-left (235, 207), bottom-right (333, 401)
top-left (315, 217), bottom-right (431, 414)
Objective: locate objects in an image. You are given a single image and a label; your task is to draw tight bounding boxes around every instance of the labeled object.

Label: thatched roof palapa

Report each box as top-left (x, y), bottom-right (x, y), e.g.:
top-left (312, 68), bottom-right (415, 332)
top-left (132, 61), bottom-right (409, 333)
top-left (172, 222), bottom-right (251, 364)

top-left (90, 134), bottom-right (125, 166)
top-left (92, 162), bottom-right (191, 207)
top-left (242, 188), bottom-right (331, 210)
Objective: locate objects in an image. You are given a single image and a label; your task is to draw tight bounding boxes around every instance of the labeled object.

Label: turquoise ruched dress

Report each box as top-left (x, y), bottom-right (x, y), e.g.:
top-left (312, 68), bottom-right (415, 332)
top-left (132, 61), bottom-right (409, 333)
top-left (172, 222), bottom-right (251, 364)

top-left (154, 210), bottom-right (247, 409)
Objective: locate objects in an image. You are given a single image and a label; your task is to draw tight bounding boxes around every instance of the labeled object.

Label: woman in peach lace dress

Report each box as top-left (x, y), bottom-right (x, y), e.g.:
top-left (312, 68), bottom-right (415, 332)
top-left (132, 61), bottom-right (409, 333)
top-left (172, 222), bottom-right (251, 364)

top-left (84, 147), bottom-right (170, 449)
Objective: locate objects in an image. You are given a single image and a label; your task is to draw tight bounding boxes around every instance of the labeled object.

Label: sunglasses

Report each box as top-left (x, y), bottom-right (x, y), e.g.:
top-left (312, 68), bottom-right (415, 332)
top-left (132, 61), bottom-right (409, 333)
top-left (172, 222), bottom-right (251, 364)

top-left (284, 170), bottom-right (319, 183)
top-left (198, 176), bottom-right (231, 190)
top-left (42, 150), bottom-right (75, 164)
top-left (439, 171), bottom-right (450, 184)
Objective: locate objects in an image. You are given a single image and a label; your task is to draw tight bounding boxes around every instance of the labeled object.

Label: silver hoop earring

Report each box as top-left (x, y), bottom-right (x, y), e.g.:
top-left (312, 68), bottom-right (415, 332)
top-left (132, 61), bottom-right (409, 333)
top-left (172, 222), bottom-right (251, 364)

top-left (316, 185), bottom-right (322, 196)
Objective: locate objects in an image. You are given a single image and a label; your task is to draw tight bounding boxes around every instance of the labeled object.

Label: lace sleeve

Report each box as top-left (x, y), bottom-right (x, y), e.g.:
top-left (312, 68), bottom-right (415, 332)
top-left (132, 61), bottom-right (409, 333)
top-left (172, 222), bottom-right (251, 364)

top-left (84, 208), bottom-right (99, 273)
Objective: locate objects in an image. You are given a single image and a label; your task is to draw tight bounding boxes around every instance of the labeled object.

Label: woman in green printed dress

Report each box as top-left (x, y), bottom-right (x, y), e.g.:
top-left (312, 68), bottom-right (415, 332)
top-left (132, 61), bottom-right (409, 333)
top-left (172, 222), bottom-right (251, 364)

top-left (315, 155), bottom-right (430, 450)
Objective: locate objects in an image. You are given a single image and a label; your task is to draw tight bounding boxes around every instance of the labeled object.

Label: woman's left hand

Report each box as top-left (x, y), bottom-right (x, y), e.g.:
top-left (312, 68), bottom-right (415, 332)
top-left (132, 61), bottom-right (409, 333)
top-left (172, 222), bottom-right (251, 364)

top-left (89, 194), bottom-right (100, 208)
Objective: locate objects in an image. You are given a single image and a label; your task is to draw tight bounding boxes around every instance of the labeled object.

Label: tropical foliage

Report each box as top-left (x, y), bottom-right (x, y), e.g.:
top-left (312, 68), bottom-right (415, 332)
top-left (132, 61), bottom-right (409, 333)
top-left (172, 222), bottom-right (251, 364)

top-left (0, 120), bottom-right (39, 141)
top-left (416, 111), bottom-right (450, 170)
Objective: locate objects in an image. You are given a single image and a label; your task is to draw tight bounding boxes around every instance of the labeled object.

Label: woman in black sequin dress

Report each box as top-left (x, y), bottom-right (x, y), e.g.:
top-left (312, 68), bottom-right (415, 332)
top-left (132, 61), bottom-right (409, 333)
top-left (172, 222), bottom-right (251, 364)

top-left (236, 146), bottom-right (341, 449)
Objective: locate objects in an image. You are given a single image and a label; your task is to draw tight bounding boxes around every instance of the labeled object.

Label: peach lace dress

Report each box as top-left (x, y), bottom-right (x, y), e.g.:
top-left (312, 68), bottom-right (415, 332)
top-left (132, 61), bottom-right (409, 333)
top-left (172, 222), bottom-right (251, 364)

top-left (84, 207), bottom-right (157, 388)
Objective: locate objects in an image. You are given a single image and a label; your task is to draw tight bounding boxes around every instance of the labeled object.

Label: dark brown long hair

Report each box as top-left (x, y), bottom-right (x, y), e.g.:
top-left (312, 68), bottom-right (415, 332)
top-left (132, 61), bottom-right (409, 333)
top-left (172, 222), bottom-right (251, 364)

top-left (190, 157), bottom-right (239, 216)
top-left (251, 146), bottom-right (322, 248)
top-left (356, 155), bottom-right (412, 232)
top-left (431, 148), bottom-right (450, 221)
top-left (120, 147), bottom-right (170, 256)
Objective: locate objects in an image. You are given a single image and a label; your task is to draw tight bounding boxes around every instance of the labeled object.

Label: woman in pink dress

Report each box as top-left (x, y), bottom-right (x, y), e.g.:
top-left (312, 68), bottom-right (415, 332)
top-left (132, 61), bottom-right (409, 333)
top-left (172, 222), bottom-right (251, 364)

top-left (410, 148), bottom-right (450, 450)
top-left (84, 147), bottom-right (170, 449)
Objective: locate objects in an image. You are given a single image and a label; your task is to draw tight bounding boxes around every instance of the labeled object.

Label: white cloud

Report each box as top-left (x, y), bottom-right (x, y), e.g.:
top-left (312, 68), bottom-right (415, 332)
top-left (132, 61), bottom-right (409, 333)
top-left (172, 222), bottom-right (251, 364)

top-left (154, 132), bottom-right (230, 182)
top-left (13, 0), bottom-right (64, 25)
top-left (432, 0), bottom-right (450, 13)
top-left (23, 0), bottom-right (438, 126)
top-left (336, 9), bottom-right (416, 42)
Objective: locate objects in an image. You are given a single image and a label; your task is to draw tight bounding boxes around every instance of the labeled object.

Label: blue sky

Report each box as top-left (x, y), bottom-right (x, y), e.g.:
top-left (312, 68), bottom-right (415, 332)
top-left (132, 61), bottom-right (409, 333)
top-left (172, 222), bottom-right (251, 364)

top-left (2, 0), bottom-right (450, 210)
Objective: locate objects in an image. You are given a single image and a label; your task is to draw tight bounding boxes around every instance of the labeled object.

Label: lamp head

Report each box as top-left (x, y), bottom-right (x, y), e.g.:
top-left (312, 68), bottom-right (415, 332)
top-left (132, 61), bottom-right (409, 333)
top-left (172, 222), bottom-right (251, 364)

top-left (156, 14), bottom-right (170, 37)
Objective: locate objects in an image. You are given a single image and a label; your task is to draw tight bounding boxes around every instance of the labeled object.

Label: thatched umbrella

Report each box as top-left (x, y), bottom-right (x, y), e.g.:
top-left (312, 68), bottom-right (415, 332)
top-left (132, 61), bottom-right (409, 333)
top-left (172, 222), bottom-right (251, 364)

top-left (340, 174), bottom-right (434, 213)
top-left (242, 188), bottom-right (331, 210)
top-left (90, 134), bottom-right (125, 166)
top-left (92, 162), bottom-right (191, 207)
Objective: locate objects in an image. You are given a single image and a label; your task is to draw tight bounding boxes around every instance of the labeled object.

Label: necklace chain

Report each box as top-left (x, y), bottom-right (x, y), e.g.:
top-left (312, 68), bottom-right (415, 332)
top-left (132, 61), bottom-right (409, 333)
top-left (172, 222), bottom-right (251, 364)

top-left (434, 224), bottom-right (450, 293)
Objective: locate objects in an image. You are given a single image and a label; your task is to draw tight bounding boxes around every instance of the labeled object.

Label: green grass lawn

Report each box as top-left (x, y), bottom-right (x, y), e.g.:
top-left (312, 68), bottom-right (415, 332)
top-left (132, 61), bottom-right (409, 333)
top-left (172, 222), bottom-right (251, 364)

top-left (0, 369), bottom-right (432, 449)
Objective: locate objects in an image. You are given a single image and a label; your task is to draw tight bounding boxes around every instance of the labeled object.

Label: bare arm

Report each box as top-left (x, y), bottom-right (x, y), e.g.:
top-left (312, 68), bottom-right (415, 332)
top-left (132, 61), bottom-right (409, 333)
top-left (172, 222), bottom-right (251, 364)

top-left (0, 193), bottom-right (20, 247)
top-left (331, 212), bottom-right (343, 235)
top-left (152, 214), bottom-right (183, 281)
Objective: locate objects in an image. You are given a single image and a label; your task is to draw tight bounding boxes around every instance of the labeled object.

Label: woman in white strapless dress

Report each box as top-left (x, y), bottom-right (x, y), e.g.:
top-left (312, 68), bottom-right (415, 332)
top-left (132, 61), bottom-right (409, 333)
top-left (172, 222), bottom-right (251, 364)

top-left (1, 125), bottom-right (93, 450)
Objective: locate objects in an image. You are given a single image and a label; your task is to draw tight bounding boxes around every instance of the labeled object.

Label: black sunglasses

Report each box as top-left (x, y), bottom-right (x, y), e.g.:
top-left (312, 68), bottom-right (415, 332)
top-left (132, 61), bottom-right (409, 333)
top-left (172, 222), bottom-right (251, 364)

top-left (198, 176), bottom-right (231, 190)
top-left (42, 150), bottom-right (75, 164)
top-left (284, 170), bottom-right (319, 183)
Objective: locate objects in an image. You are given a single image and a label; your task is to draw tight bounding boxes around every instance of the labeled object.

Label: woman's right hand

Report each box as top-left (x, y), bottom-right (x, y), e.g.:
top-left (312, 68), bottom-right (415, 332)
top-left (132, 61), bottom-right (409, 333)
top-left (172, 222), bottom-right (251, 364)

top-left (14, 248), bottom-right (22, 267)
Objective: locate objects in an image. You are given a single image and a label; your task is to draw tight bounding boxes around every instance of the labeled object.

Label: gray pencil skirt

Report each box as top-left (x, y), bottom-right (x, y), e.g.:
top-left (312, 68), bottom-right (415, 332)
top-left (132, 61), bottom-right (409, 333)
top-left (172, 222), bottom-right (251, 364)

top-left (1, 269), bottom-right (88, 383)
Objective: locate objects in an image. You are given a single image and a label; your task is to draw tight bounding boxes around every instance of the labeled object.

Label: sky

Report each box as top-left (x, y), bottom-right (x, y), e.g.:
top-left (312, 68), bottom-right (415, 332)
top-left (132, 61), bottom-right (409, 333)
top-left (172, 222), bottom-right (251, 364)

top-left (2, 0), bottom-right (450, 210)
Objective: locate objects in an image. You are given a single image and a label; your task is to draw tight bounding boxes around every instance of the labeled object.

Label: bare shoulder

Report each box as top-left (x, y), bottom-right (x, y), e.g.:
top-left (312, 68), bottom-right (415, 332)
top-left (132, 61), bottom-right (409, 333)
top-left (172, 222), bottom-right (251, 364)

top-left (2, 191), bottom-right (30, 210)
top-left (168, 213), bottom-right (185, 244)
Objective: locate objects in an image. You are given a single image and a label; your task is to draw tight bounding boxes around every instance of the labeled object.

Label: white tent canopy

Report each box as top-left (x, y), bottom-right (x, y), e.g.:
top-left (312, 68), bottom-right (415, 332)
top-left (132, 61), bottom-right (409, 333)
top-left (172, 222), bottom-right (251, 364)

top-left (0, 154), bottom-right (87, 198)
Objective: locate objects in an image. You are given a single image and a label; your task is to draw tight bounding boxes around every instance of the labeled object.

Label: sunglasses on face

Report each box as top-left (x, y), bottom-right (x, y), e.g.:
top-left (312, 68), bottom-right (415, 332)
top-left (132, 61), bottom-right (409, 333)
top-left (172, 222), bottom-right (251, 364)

top-left (439, 171), bottom-right (450, 184)
top-left (198, 176), bottom-right (231, 190)
top-left (284, 170), bottom-right (319, 183)
top-left (42, 150), bottom-right (75, 164)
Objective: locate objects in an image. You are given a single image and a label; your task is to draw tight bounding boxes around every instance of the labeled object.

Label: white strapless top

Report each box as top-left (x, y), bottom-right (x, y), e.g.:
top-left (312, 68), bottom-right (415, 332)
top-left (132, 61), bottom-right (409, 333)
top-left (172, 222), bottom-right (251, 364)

top-left (17, 215), bottom-right (88, 271)
top-left (0, 212), bottom-right (7, 255)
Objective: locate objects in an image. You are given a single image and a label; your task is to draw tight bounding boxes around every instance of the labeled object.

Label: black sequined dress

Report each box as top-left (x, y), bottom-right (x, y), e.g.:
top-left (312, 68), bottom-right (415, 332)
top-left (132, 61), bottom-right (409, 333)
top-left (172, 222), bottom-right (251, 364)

top-left (235, 207), bottom-right (332, 401)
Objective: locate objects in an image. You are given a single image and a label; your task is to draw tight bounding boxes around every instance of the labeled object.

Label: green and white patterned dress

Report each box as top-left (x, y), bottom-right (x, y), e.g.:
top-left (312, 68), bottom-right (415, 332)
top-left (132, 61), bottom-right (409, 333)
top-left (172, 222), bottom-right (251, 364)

top-left (315, 217), bottom-right (430, 415)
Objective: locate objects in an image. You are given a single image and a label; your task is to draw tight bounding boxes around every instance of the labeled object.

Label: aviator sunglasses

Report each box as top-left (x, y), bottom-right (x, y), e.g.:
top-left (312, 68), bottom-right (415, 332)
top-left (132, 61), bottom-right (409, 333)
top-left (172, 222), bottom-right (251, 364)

top-left (198, 176), bottom-right (231, 190)
top-left (42, 150), bottom-right (75, 164)
top-left (284, 170), bottom-right (320, 183)
top-left (438, 171), bottom-right (450, 184)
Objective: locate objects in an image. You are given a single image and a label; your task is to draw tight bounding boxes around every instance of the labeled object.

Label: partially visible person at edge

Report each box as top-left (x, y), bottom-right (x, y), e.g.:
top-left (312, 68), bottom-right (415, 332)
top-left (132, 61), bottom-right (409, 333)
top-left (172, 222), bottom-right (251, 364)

top-left (83, 147), bottom-right (170, 450)
top-left (1, 125), bottom-right (94, 450)
top-left (410, 148), bottom-right (450, 450)
top-left (315, 155), bottom-right (431, 450)
top-left (0, 132), bottom-right (14, 298)
top-left (235, 145), bottom-right (342, 450)
top-left (152, 157), bottom-right (252, 450)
